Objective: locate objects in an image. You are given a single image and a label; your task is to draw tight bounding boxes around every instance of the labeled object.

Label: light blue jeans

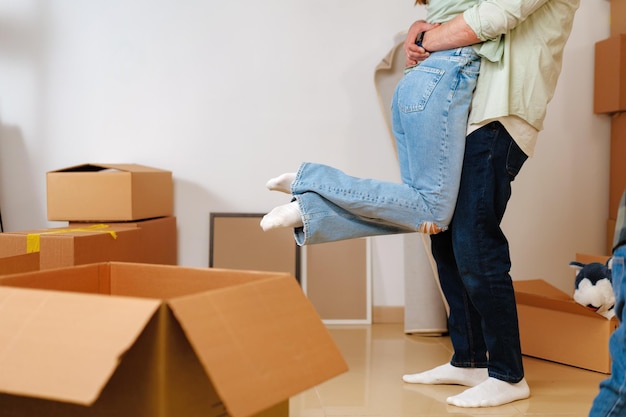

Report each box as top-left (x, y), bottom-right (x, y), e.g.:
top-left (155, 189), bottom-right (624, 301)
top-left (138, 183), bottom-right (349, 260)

top-left (589, 248), bottom-right (626, 417)
top-left (290, 47), bottom-right (480, 245)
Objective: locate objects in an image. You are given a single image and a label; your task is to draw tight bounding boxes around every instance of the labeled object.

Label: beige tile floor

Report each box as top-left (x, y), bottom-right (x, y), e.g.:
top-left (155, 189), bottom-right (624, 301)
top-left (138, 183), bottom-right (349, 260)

top-left (290, 324), bottom-right (607, 417)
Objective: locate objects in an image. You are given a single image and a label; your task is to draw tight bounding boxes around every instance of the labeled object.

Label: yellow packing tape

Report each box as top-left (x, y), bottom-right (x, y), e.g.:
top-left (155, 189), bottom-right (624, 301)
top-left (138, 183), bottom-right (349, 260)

top-left (26, 224), bottom-right (118, 254)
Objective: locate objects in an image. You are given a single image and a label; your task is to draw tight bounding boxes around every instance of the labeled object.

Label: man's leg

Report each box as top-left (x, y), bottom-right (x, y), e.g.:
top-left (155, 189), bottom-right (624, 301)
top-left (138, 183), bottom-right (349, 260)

top-left (404, 123), bottom-right (530, 407)
top-left (401, 227), bottom-right (489, 387)
top-left (446, 122), bottom-right (528, 407)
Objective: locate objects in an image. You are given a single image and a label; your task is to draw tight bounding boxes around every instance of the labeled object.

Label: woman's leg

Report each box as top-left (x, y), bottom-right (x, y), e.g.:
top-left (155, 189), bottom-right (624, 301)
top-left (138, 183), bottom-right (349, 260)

top-left (262, 47), bottom-right (480, 244)
top-left (392, 47), bottom-right (480, 229)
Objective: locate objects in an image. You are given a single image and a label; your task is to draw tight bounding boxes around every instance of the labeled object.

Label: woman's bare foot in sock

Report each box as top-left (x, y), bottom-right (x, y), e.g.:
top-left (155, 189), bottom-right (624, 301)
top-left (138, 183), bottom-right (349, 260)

top-left (446, 377), bottom-right (530, 407)
top-left (266, 173), bottom-right (296, 194)
top-left (260, 201), bottom-right (303, 231)
top-left (402, 363), bottom-right (488, 387)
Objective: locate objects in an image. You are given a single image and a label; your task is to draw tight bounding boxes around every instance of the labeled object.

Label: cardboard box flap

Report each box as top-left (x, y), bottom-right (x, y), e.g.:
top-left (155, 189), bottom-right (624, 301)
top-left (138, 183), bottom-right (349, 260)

top-left (0, 287), bottom-right (161, 405)
top-left (575, 253), bottom-right (611, 266)
top-left (51, 163), bottom-right (168, 174)
top-left (0, 253), bottom-right (39, 275)
top-left (168, 275), bottom-right (349, 417)
top-left (514, 279), bottom-right (605, 319)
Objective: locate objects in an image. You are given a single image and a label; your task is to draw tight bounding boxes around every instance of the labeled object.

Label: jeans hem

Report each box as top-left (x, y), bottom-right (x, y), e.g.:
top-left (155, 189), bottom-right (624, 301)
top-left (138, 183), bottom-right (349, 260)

top-left (450, 360), bottom-right (489, 369)
top-left (487, 372), bottom-right (524, 384)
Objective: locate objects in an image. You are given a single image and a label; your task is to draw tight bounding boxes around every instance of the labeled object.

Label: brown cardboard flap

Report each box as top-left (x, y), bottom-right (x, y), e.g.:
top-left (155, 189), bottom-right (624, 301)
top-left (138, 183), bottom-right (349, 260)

top-left (107, 262), bottom-right (273, 298)
top-left (514, 279), bottom-right (609, 319)
top-left (168, 275), bottom-right (349, 417)
top-left (575, 253), bottom-right (611, 265)
top-left (0, 287), bottom-right (160, 405)
top-left (0, 262), bottom-right (110, 294)
top-left (0, 253), bottom-right (39, 275)
top-left (374, 34), bottom-right (406, 155)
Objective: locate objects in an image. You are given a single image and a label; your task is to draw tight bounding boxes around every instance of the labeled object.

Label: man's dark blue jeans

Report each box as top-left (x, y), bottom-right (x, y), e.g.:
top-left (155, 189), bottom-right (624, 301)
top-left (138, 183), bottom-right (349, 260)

top-left (430, 121), bottom-right (528, 383)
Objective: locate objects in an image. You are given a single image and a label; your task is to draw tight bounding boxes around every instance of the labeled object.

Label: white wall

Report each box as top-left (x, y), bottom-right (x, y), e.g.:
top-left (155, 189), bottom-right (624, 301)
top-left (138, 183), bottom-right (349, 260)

top-left (0, 0), bottom-right (611, 304)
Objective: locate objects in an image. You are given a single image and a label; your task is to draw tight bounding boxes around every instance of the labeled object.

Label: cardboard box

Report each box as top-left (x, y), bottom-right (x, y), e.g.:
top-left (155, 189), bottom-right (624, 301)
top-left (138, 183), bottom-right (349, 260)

top-left (0, 217), bottom-right (177, 269)
top-left (575, 253), bottom-right (611, 265)
top-left (611, 0), bottom-right (626, 37)
top-left (610, 112), bottom-right (626, 219)
top-left (0, 253), bottom-right (39, 275)
top-left (69, 216), bottom-right (178, 265)
top-left (514, 262), bottom-right (618, 373)
top-left (594, 34), bottom-right (626, 114)
top-left (0, 262), bottom-right (348, 417)
top-left (608, 218), bottom-right (617, 254)
top-left (47, 163), bottom-right (173, 221)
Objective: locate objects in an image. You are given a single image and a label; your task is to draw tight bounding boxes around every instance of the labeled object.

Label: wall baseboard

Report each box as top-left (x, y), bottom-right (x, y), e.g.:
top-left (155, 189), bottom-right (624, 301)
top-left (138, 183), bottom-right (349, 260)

top-left (372, 306), bottom-right (404, 324)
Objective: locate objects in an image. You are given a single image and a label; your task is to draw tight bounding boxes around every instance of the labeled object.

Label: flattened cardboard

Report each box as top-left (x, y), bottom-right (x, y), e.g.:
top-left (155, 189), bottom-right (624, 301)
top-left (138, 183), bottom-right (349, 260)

top-left (594, 34), bottom-right (626, 114)
top-left (0, 262), bottom-right (348, 417)
top-left (374, 33), bottom-right (406, 156)
top-left (47, 163), bottom-right (173, 221)
top-left (514, 275), bottom-right (618, 373)
top-left (209, 213), bottom-right (300, 282)
top-left (305, 238), bottom-right (370, 323)
top-left (0, 217), bottom-right (177, 269)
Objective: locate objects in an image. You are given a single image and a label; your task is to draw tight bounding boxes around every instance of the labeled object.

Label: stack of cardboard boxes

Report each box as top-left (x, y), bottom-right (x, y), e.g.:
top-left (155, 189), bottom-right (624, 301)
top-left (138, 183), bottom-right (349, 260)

top-left (512, 5), bottom-right (626, 375)
top-left (0, 163), bottom-right (348, 416)
top-left (594, 0), bottom-right (626, 252)
top-left (0, 163), bottom-right (177, 272)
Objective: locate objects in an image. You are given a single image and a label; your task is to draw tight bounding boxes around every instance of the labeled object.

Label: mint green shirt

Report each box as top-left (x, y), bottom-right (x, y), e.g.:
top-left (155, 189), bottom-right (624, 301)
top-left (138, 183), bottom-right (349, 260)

top-left (463, 0), bottom-right (580, 156)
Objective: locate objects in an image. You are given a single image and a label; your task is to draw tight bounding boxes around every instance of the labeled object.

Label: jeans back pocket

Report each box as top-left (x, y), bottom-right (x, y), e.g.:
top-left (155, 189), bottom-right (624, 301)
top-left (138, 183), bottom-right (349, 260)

top-left (396, 66), bottom-right (445, 113)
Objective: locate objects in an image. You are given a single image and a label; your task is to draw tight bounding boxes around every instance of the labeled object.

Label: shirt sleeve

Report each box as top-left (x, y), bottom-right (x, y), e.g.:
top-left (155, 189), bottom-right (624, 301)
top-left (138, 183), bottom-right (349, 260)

top-left (463, 0), bottom-right (550, 41)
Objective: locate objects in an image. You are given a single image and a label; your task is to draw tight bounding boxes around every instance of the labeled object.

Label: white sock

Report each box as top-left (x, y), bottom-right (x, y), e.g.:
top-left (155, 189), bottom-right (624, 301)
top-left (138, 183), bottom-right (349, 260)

top-left (446, 377), bottom-right (530, 408)
top-left (266, 173), bottom-right (296, 194)
top-left (260, 201), bottom-right (303, 231)
top-left (402, 363), bottom-right (488, 387)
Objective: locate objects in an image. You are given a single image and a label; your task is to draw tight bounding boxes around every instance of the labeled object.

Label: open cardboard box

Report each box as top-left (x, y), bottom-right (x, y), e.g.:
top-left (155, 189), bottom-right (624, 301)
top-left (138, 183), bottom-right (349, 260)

top-left (47, 163), bottom-right (173, 222)
top-left (0, 262), bottom-right (348, 416)
top-left (0, 217), bottom-right (177, 269)
top-left (514, 254), bottom-right (618, 374)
